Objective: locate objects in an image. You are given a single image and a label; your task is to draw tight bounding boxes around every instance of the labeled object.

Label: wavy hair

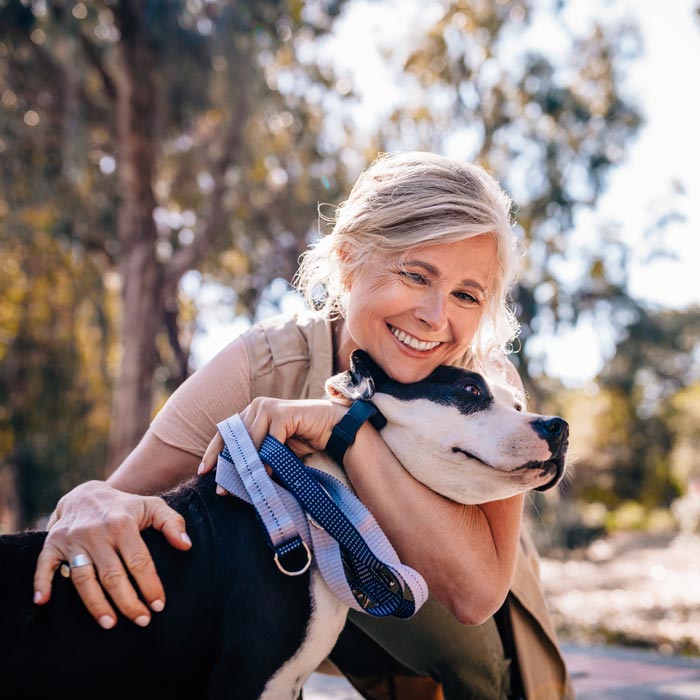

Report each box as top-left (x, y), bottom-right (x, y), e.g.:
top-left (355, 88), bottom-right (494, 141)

top-left (294, 151), bottom-right (522, 377)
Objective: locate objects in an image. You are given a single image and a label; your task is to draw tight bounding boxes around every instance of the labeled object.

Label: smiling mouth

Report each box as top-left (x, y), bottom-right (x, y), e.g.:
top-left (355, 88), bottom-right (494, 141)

top-left (388, 324), bottom-right (442, 352)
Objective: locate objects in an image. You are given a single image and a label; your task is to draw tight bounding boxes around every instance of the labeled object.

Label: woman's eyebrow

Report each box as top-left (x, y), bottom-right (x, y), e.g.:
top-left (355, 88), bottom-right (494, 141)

top-left (404, 260), bottom-right (487, 294)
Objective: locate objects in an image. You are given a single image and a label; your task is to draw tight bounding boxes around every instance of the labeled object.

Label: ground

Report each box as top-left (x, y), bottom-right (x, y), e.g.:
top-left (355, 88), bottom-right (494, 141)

top-left (541, 530), bottom-right (700, 656)
top-left (304, 530), bottom-right (700, 698)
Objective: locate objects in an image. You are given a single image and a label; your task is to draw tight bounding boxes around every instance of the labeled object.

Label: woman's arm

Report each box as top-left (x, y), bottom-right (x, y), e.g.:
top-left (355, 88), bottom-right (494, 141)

top-left (200, 391), bottom-right (523, 625)
top-left (213, 357), bottom-right (527, 624)
top-left (107, 429), bottom-right (201, 494)
top-left (33, 337), bottom-right (253, 628)
top-left (344, 425), bottom-right (523, 625)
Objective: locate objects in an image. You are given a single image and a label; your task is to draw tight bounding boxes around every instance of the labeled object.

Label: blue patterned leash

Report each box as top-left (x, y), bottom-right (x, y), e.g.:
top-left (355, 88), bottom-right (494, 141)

top-left (215, 414), bottom-right (428, 618)
top-left (216, 414), bottom-right (311, 574)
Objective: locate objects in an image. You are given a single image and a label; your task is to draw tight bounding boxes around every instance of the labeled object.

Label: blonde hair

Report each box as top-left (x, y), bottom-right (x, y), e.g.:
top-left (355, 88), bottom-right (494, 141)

top-left (295, 151), bottom-right (522, 375)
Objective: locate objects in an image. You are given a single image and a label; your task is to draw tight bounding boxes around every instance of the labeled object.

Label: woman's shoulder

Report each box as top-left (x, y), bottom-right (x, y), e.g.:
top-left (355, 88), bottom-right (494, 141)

top-left (243, 312), bottom-right (331, 365)
top-left (243, 312), bottom-right (334, 400)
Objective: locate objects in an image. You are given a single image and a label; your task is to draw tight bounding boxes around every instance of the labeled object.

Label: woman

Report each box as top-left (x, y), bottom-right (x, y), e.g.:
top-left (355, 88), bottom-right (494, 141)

top-left (33, 152), bottom-right (572, 700)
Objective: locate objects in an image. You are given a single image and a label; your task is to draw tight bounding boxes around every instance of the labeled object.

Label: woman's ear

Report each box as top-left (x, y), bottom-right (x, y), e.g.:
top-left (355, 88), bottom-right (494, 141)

top-left (336, 243), bottom-right (355, 290)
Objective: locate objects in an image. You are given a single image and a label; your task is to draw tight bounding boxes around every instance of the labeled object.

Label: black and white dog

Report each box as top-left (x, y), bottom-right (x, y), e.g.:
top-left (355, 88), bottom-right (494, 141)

top-left (0, 350), bottom-right (568, 700)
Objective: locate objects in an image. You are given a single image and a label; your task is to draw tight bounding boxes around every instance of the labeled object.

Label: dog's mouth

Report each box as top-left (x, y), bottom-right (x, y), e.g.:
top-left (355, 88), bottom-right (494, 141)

top-left (532, 456), bottom-right (567, 492)
top-left (453, 446), bottom-right (567, 492)
top-left (451, 446), bottom-right (493, 469)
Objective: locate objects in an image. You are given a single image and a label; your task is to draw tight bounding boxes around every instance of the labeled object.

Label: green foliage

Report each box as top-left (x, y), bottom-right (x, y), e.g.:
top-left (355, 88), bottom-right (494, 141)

top-left (0, 0), bottom-right (350, 524)
top-left (0, 231), bottom-right (114, 524)
top-left (360, 0), bottom-right (643, 395)
top-left (532, 305), bottom-right (700, 545)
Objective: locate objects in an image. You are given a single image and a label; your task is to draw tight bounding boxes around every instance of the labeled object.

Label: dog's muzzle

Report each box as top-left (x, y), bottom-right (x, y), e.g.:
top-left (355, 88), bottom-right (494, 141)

top-left (531, 416), bottom-right (569, 492)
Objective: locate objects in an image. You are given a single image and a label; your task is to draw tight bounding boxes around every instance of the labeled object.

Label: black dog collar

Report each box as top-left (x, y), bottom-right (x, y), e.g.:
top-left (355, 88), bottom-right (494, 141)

top-left (325, 400), bottom-right (387, 465)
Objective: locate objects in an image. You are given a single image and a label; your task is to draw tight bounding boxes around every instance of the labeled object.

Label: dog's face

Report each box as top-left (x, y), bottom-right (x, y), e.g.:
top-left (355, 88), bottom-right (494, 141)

top-left (326, 350), bottom-right (568, 505)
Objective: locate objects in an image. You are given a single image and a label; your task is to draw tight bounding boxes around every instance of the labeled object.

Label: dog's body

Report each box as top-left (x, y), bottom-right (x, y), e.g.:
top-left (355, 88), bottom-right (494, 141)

top-left (0, 351), bottom-right (568, 699)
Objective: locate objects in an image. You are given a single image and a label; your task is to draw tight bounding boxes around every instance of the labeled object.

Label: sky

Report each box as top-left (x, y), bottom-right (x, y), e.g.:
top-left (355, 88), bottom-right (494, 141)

top-left (191, 0), bottom-right (700, 386)
top-left (528, 0), bottom-right (700, 383)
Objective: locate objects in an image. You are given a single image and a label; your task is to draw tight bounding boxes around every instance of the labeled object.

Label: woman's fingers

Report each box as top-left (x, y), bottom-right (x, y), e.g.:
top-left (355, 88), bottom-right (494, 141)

top-left (199, 432), bottom-right (224, 474)
top-left (202, 398), bottom-right (350, 495)
top-left (33, 540), bottom-right (64, 605)
top-left (69, 549), bottom-right (124, 629)
top-left (144, 496), bottom-right (192, 550)
top-left (34, 482), bottom-right (193, 629)
top-left (245, 406), bottom-right (275, 447)
top-left (91, 538), bottom-right (157, 627)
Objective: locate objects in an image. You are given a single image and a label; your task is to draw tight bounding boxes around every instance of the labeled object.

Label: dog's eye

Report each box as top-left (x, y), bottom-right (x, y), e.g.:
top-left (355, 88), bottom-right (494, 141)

top-left (463, 384), bottom-right (481, 397)
top-left (514, 403), bottom-right (523, 412)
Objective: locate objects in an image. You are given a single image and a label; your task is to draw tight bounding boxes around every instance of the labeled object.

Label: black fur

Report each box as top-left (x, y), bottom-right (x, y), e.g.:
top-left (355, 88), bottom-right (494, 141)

top-left (0, 473), bottom-right (312, 700)
top-left (352, 349), bottom-right (494, 415)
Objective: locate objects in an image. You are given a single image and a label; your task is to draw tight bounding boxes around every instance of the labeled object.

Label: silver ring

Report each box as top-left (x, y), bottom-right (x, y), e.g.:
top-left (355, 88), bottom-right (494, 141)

top-left (69, 553), bottom-right (93, 569)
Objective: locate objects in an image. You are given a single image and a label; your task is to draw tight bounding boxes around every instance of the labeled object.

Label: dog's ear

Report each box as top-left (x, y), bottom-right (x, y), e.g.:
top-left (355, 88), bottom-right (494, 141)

top-left (350, 350), bottom-right (387, 382)
top-left (325, 350), bottom-right (381, 403)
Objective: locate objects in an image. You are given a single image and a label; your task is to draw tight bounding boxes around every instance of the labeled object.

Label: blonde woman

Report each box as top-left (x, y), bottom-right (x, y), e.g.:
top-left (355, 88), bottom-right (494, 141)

top-left (34, 152), bottom-right (572, 699)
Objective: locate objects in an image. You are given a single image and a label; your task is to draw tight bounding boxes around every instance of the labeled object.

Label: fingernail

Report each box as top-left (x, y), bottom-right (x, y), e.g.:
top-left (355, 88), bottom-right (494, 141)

top-left (180, 532), bottom-right (192, 546)
top-left (135, 615), bottom-right (150, 627)
top-left (33, 590), bottom-right (42, 604)
top-left (216, 485), bottom-right (225, 496)
top-left (151, 599), bottom-right (165, 612)
top-left (197, 461), bottom-right (205, 475)
top-left (99, 615), bottom-right (116, 630)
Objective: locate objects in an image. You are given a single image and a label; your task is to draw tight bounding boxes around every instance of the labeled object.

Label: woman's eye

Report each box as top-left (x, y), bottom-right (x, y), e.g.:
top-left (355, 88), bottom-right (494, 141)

top-left (400, 270), bottom-right (428, 285)
top-left (454, 291), bottom-right (479, 305)
top-left (463, 384), bottom-right (481, 396)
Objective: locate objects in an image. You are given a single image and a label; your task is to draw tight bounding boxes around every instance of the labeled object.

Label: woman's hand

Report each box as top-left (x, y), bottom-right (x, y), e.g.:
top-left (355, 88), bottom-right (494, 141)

top-left (200, 397), bottom-right (348, 478)
top-left (33, 480), bottom-right (192, 629)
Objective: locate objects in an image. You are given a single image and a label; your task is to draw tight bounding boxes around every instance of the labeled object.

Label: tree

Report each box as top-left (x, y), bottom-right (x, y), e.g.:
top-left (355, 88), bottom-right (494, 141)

top-left (0, 232), bottom-right (114, 528)
top-left (596, 305), bottom-right (700, 507)
top-left (1, 0), bottom-right (347, 485)
top-left (348, 0), bottom-right (643, 399)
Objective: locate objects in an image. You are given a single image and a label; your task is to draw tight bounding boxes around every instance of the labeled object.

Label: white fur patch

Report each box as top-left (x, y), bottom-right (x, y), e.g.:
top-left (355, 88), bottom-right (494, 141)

top-left (371, 394), bottom-right (558, 504)
top-left (259, 573), bottom-right (346, 700)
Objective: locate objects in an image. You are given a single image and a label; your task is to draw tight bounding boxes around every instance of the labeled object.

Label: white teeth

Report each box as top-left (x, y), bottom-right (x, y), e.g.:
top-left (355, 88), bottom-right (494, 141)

top-left (390, 326), bottom-right (441, 351)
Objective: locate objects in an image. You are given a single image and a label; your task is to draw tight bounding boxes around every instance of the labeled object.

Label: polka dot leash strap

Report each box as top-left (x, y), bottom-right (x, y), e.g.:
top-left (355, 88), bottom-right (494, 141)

top-left (216, 414), bottom-right (311, 576)
top-left (215, 415), bottom-right (428, 617)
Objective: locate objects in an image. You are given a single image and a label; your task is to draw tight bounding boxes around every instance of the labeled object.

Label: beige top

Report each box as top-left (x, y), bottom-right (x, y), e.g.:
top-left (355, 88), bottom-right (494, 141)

top-left (151, 314), bottom-right (334, 456)
top-left (151, 313), bottom-right (572, 700)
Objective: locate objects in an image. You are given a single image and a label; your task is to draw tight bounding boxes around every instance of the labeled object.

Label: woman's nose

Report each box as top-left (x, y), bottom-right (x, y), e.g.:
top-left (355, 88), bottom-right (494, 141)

top-left (415, 291), bottom-right (448, 329)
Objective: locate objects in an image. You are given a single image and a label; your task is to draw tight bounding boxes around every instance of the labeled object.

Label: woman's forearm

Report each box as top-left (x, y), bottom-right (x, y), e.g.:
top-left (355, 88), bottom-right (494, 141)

top-left (107, 431), bottom-right (200, 495)
top-left (108, 336), bottom-right (253, 496)
top-left (344, 423), bottom-right (523, 624)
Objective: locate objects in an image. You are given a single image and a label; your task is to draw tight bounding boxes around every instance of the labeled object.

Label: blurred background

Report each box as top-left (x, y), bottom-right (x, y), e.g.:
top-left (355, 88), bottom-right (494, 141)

top-left (1, 0), bottom-right (699, 657)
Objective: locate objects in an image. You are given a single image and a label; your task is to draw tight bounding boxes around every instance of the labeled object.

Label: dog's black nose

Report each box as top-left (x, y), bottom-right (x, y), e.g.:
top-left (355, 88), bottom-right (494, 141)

top-left (531, 417), bottom-right (569, 452)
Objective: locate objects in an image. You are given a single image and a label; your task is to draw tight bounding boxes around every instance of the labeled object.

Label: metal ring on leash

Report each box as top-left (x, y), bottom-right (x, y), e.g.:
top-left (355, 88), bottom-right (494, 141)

top-left (274, 541), bottom-right (312, 576)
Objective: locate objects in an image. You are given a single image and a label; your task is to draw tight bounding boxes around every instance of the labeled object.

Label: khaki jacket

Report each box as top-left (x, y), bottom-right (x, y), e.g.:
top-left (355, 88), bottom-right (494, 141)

top-left (242, 314), bottom-right (574, 700)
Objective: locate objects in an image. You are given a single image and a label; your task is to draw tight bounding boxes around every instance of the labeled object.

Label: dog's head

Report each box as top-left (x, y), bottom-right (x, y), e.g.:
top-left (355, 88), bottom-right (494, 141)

top-left (326, 350), bottom-right (568, 505)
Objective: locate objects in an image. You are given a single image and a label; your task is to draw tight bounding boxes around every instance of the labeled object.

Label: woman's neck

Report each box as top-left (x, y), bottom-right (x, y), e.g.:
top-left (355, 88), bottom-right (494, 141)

top-left (331, 318), bottom-right (358, 373)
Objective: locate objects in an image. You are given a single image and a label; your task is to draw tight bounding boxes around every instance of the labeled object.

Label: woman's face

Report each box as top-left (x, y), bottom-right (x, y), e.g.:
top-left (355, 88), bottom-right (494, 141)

top-left (342, 235), bottom-right (498, 383)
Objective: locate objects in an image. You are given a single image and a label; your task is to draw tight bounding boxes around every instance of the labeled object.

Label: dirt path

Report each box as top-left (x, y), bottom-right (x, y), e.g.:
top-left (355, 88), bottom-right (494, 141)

top-left (540, 531), bottom-right (700, 655)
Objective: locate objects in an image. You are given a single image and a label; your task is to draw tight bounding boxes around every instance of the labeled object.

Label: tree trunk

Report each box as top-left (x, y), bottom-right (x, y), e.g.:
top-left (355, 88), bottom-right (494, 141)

top-left (0, 463), bottom-right (20, 533)
top-left (105, 1), bottom-right (162, 472)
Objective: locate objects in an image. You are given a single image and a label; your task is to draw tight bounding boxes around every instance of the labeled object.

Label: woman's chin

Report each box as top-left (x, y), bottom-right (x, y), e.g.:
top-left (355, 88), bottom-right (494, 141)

top-left (382, 357), bottom-right (440, 384)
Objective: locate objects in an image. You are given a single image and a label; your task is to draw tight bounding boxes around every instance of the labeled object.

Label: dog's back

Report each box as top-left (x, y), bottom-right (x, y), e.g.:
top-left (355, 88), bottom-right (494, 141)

top-left (0, 473), bottom-right (313, 700)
